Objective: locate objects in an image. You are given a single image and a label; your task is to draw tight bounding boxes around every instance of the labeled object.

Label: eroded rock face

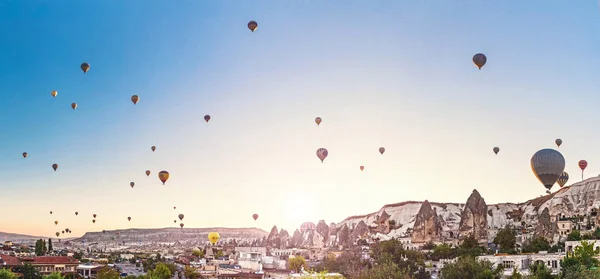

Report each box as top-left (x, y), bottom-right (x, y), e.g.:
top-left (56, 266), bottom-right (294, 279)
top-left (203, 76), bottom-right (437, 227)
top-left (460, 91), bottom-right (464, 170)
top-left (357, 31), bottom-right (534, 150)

top-left (411, 200), bottom-right (443, 243)
top-left (316, 220), bottom-right (330, 245)
top-left (459, 189), bottom-right (488, 242)
top-left (280, 229), bottom-right (290, 248)
top-left (291, 229), bottom-right (302, 247)
top-left (337, 224), bottom-right (350, 248)
top-left (267, 226), bottom-right (281, 248)
top-left (534, 208), bottom-right (556, 241)
top-left (349, 221), bottom-right (370, 245)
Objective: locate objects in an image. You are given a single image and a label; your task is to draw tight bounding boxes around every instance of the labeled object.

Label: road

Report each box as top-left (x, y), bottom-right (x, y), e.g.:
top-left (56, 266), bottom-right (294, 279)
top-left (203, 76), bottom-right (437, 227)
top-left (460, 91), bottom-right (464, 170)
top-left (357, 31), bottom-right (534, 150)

top-left (115, 263), bottom-right (147, 277)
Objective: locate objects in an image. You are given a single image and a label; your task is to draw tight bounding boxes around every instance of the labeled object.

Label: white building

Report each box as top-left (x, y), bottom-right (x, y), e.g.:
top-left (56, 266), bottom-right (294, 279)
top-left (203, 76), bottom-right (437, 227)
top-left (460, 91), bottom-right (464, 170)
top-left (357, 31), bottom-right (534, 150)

top-left (477, 252), bottom-right (564, 276)
top-left (565, 240), bottom-right (600, 253)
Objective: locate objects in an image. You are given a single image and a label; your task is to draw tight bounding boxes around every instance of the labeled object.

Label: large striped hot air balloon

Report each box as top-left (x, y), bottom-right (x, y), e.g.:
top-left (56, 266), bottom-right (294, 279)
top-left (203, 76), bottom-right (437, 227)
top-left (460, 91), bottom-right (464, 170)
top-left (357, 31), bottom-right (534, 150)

top-left (530, 149), bottom-right (565, 194)
top-left (300, 222), bottom-right (316, 233)
top-left (557, 172), bottom-right (569, 188)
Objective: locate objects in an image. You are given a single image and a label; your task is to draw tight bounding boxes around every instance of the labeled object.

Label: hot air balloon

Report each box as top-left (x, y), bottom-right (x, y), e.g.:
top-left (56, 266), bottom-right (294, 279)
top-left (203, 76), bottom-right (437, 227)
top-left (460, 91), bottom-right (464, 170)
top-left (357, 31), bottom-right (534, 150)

top-left (316, 148), bottom-right (328, 163)
top-left (52, 164), bottom-right (58, 171)
top-left (50, 211), bottom-right (52, 214)
top-left (128, 217), bottom-right (131, 221)
top-left (75, 212), bottom-right (78, 216)
top-left (51, 90), bottom-right (58, 97)
top-left (300, 222), bottom-right (316, 233)
top-left (379, 147), bottom-right (385, 155)
top-left (151, 146), bottom-right (156, 152)
top-left (102, 230), bottom-right (106, 233)
top-left (360, 166), bottom-right (364, 171)
top-left (173, 206), bottom-right (176, 210)
top-left (472, 53), bottom-right (487, 70)
top-left (557, 172), bottom-right (569, 188)
top-left (204, 115), bottom-right (211, 123)
top-left (174, 220), bottom-right (177, 223)
top-left (158, 170), bottom-right (169, 185)
top-left (253, 214), bottom-right (258, 221)
top-left (530, 149), bottom-right (565, 193)
top-left (180, 223), bottom-right (184, 228)
top-left (208, 232), bottom-right (220, 244)
top-left (146, 170), bottom-right (151, 176)
top-left (56, 232), bottom-right (60, 237)
top-left (62, 231), bottom-right (64, 234)
top-left (248, 20), bottom-right (258, 32)
top-left (178, 214), bottom-right (184, 221)
top-left (555, 139), bottom-right (562, 148)
top-left (315, 117), bottom-right (322, 126)
top-left (22, 152), bottom-right (27, 158)
top-left (81, 62), bottom-right (90, 73)
top-left (493, 147), bottom-right (500, 155)
top-left (92, 220), bottom-right (96, 223)
top-left (54, 221), bottom-right (58, 225)
top-left (71, 103), bottom-right (77, 110)
top-left (130, 182), bottom-right (135, 188)
top-left (93, 214), bottom-right (97, 218)
top-left (131, 95), bottom-right (139, 105)
top-left (579, 160), bottom-right (588, 180)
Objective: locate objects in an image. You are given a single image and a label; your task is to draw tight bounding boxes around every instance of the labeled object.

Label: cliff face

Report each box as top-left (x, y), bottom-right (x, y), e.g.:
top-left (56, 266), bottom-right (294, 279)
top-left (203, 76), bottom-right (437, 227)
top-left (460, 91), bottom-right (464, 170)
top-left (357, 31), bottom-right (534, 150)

top-left (411, 200), bottom-right (443, 243)
top-left (534, 208), bottom-right (556, 241)
top-left (459, 190), bottom-right (488, 242)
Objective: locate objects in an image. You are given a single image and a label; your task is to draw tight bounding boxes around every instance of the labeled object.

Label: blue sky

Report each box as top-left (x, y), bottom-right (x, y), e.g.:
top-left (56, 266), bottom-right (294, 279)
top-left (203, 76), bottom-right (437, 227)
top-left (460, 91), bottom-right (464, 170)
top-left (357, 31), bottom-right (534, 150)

top-left (0, 0), bottom-right (600, 237)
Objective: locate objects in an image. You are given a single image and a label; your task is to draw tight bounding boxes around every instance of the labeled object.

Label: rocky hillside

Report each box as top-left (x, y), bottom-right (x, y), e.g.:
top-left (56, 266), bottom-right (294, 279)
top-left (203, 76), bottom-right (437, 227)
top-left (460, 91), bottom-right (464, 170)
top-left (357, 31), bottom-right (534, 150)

top-left (0, 232), bottom-right (46, 244)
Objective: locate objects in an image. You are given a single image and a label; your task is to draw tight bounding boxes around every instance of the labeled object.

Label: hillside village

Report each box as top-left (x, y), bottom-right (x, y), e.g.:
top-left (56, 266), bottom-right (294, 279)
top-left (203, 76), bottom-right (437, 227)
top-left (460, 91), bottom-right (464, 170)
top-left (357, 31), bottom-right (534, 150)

top-left (3, 176), bottom-right (600, 278)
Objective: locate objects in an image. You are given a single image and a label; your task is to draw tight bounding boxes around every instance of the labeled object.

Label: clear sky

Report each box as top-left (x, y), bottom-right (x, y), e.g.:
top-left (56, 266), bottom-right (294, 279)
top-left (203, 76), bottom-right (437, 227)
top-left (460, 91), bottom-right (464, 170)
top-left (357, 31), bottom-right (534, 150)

top-left (1, 0), bottom-right (600, 237)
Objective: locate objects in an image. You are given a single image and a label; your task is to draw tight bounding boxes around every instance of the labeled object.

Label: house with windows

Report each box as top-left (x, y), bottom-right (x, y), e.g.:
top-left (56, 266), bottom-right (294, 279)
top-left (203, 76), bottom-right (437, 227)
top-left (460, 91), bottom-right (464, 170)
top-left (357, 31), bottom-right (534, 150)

top-left (477, 251), bottom-right (563, 276)
top-left (21, 256), bottom-right (80, 276)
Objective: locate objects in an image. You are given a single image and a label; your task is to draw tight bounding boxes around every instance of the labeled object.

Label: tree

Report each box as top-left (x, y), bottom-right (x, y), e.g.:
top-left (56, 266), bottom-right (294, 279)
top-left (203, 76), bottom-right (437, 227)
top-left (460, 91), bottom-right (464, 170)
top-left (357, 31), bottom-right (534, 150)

top-left (528, 262), bottom-right (553, 279)
top-left (42, 273), bottom-right (63, 279)
top-left (561, 240), bottom-right (600, 278)
top-left (457, 236), bottom-right (484, 258)
top-left (21, 263), bottom-right (41, 279)
top-left (493, 226), bottom-right (516, 254)
top-left (288, 256), bottom-right (308, 273)
top-left (521, 236), bottom-right (550, 253)
top-left (567, 230), bottom-right (582, 241)
top-left (214, 249), bottom-right (224, 259)
top-left (507, 268), bottom-right (523, 279)
top-left (356, 261), bottom-right (411, 279)
top-left (149, 263), bottom-right (172, 279)
top-left (192, 249), bottom-right (204, 258)
top-left (48, 239), bottom-right (53, 252)
top-left (96, 267), bottom-right (120, 279)
top-left (0, 269), bottom-right (18, 279)
top-left (183, 266), bottom-right (200, 279)
top-left (431, 243), bottom-right (456, 261)
top-left (440, 257), bottom-right (502, 279)
top-left (35, 239), bottom-right (46, 256)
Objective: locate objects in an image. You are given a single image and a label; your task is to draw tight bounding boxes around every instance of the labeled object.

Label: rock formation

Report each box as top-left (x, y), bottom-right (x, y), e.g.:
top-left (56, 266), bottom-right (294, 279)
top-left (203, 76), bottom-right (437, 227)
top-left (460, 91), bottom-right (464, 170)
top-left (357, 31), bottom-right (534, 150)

top-left (316, 220), bottom-right (330, 244)
top-left (266, 226), bottom-right (281, 248)
top-left (349, 221), bottom-right (370, 244)
top-left (291, 229), bottom-right (302, 247)
top-left (279, 229), bottom-right (290, 248)
top-left (459, 189), bottom-right (488, 242)
top-left (411, 200), bottom-right (443, 243)
top-left (534, 208), bottom-right (556, 241)
top-left (337, 224), bottom-right (350, 248)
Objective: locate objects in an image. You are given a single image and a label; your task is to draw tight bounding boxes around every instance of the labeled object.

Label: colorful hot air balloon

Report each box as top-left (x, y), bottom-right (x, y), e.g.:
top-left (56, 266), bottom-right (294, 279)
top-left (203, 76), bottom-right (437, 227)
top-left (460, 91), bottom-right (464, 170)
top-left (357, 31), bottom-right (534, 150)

top-left (52, 164), bottom-right (58, 171)
top-left (54, 221), bottom-right (58, 225)
top-left (360, 166), bottom-right (364, 171)
top-left (300, 222), bottom-right (316, 233)
top-left (128, 217), bottom-right (131, 221)
top-left (131, 95), bottom-right (139, 105)
top-left (557, 172), bottom-right (569, 188)
top-left (56, 232), bottom-right (60, 237)
top-left (579, 160), bottom-right (588, 180)
top-left (204, 115), bottom-right (211, 123)
top-left (51, 90), bottom-right (58, 97)
top-left (316, 148), bottom-right (328, 163)
top-left (174, 220), bottom-right (177, 223)
top-left (71, 103), bottom-right (77, 110)
top-left (178, 214), bottom-right (184, 221)
top-left (75, 212), bottom-right (78, 216)
top-left (493, 147), bottom-right (500, 155)
top-left (530, 149), bottom-right (565, 193)
top-left (151, 146), bottom-right (156, 152)
top-left (248, 21), bottom-right (258, 32)
top-left (158, 170), bottom-right (169, 185)
top-left (81, 62), bottom-right (90, 73)
top-left (22, 152), bottom-right (27, 158)
top-left (93, 214), bottom-right (97, 218)
top-left (379, 147), bottom-right (385, 155)
top-left (62, 230), bottom-right (64, 234)
top-left (253, 214), bottom-right (258, 221)
top-left (92, 220), bottom-right (96, 223)
top-left (208, 232), bottom-right (220, 244)
top-left (50, 211), bottom-right (52, 214)
top-left (130, 182), bottom-right (135, 188)
top-left (315, 117), bottom-right (322, 126)
top-left (173, 206), bottom-right (176, 210)
top-left (472, 53), bottom-right (487, 70)
top-left (146, 170), bottom-right (151, 176)
top-left (555, 139), bottom-right (562, 148)
top-left (180, 223), bottom-right (184, 228)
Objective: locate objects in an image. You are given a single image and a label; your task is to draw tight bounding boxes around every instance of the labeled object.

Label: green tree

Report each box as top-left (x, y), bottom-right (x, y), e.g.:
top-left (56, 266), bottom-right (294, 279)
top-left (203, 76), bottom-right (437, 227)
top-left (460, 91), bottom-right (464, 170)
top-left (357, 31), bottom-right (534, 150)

top-left (457, 236), bottom-right (484, 258)
top-left (21, 263), bottom-right (41, 279)
top-left (593, 227), bottom-right (600, 239)
top-left (431, 243), bottom-right (456, 261)
top-left (183, 266), bottom-right (200, 279)
top-left (440, 257), bottom-right (502, 279)
top-left (356, 261), bottom-right (411, 279)
top-left (149, 263), bottom-right (171, 279)
top-left (96, 267), bottom-right (120, 279)
top-left (42, 273), bottom-right (63, 279)
top-left (521, 236), bottom-right (550, 253)
top-left (48, 239), bottom-right (53, 252)
top-left (192, 249), bottom-right (204, 258)
top-left (561, 240), bottom-right (600, 277)
top-left (493, 226), bottom-right (516, 254)
top-left (35, 239), bottom-right (46, 256)
top-left (288, 256), bottom-right (309, 273)
top-left (214, 249), bottom-right (224, 259)
top-left (528, 262), bottom-right (554, 279)
top-left (507, 268), bottom-right (522, 279)
top-left (0, 269), bottom-right (18, 279)
top-left (567, 230), bottom-right (582, 241)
